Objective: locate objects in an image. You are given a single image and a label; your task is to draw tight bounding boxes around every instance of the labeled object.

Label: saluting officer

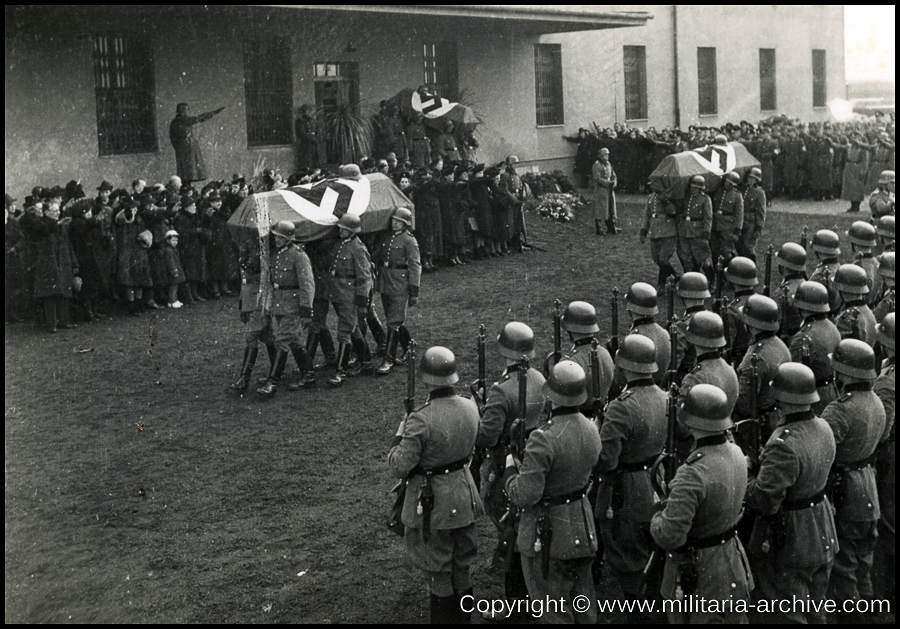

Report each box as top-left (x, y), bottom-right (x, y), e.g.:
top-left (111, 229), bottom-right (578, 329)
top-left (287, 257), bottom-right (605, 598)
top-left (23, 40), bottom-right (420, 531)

top-left (595, 336), bottom-right (667, 618)
top-left (505, 361), bottom-right (602, 623)
top-left (623, 282), bottom-right (671, 386)
top-left (256, 221), bottom-right (315, 398)
top-left (677, 175), bottom-right (714, 278)
top-left (872, 252), bottom-right (895, 323)
top-left (790, 281), bottom-right (841, 414)
top-left (833, 264), bottom-right (877, 346)
top-left (679, 311), bottom-right (740, 410)
top-left (809, 229), bottom-right (842, 313)
top-left (639, 187), bottom-right (678, 290)
top-left (774, 242), bottom-right (809, 339)
top-left (738, 167), bottom-right (767, 263)
top-left (671, 272), bottom-right (711, 384)
top-left (822, 340), bottom-right (886, 615)
top-left (745, 363), bottom-right (838, 624)
top-left (723, 256), bottom-right (759, 362)
top-left (710, 171), bottom-right (744, 264)
top-left (873, 314), bottom-right (895, 604)
top-left (388, 346), bottom-right (481, 624)
top-left (650, 384), bottom-right (753, 624)
top-left (561, 301), bottom-right (615, 416)
top-left (373, 207), bottom-right (422, 375)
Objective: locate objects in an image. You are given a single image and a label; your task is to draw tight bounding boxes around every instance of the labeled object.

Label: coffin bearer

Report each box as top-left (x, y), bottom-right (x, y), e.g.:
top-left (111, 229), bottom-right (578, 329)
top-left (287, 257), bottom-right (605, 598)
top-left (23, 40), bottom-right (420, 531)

top-left (639, 186), bottom-right (679, 290)
top-left (677, 175), bottom-right (713, 277)
top-left (710, 171), bottom-right (744, 264)
top-left (738, 167), bottom-right (767, 263)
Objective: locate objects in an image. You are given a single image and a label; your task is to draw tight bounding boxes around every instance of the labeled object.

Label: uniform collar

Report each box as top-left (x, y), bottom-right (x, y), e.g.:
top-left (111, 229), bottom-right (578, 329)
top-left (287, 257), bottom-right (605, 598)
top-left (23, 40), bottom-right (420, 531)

top-left (685, 305), bottom-right (706, 314)
top-left (841, 382), bottom-right (873, 393)
top-left (734, 289), bottom-right (755, 297)
top-left (625, 378), bottom-right (655, 388)
top-left (754, 330), bottom-right (776, 341)
top-left (573, 337), bottom-right (595, 348)
top-left (550, 406), bottom-right (581, 418)
top-left (427, 387), bottom-right (456, 401)
top-left (804, 313), bottom-right (829, 323)
top-left (695, 433), bottom-right (728, 449)
top-left (504, 363), bottom-right (521, 375)
top-left (631, 316), bottom-right (655, 327)
top-left (783, 410), bottom-right (816, 424)
top-left (697, 350), bottom-right (722, 362)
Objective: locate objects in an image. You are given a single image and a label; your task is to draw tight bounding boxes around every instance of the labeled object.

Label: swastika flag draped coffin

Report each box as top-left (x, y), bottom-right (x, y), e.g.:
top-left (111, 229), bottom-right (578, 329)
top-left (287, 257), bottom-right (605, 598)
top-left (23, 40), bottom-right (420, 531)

top-left (387, 87), bottom-right (480, 134)
top-left (226, 173), bottom-right (414, 241)
top-left (648, 142), bottom-right (761, 200)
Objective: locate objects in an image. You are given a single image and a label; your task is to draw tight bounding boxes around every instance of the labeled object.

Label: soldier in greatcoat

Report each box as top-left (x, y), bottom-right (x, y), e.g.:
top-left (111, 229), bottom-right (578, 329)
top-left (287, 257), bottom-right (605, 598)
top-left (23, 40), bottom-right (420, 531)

top-left (872, 314), bottom-right (895, 604)
top-left (841, 134), bottom-right (870, 213)
top-left (722, 256), bottom-right (758, 363)
top-left (809, 229), bottom-right (842, 313)
top-left (560, 301), bottom-right (615, 417)
top-left (169, 102), bottom-right (224, 183)
top-left (671, 273), bottom-right (711, 385)
top-left (639, 188), bottom-right (679, 290)
top-left (848, 221), bottom-right (879, 296)
top-left (867, 170), bottom-right (894, 221)
top-left (406, 112), bottom-right (432, 169)
top-left (592, 147), bottom-right (618, 235)
top-left (774, 242), bottom-right (809, 339)
top-left (679, 311), bottom-right (739, 410)
top-left (790, 281), bottom-right (841, 415)
top-left (872, 252), bottom-right (895, 323)
top-left (623, 283), bottom-right (671, 386)
top-left (677, 176), bottom-right (713, 278)
top-left (833, 264), bottom-right (877, 347)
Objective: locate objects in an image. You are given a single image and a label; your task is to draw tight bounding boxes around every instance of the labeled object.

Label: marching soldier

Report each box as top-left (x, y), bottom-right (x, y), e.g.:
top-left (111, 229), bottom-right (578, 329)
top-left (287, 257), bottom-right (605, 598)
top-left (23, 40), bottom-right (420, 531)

top-left (639, 187), bottom-right (678, 290)
top-left (738, 166), bottom-right (767, 263)
top-left (849, 221), bottom-right (879, 295)
top-left (790, 281), bottom-right (841, 414)
top-left (872, 252), bottom-right (895, 323)
top-left (388, 346), bottom-right (481, 624)
top-left (710, 171), bottom-right (744, 264)
top-left (595, 336), bottom-right (667, 618)
top-left (822, 340), bottom-right (886, 616)
top-left (745, 363), bottom-right (838, 624)
top-left (867, 170), bottom-right (894, 219)
top-left (833, 264), bottom-right (877, 346)
top-left (873, 314), bottom-right (895, 604)
top-left (505, 360), bottom-right (602, 623)
top-left (677, 175), bottom-right (714, 278)
top-left (774, 242), bottom-right (809, 339)
top-left (722, 256), bottom-right (758, 363)
top-left (305, 236), bottom-right (339, 372)
top-left (256, 221), bottom-right (315, 398)
top-left (373, 208), bottom-right (422, 375)
top-left (671, 272), bottom-right (711, 384)
top-left (809, 229), bottom-right (842, 313)
top-left (324, 213), bottom-right (374, 387)
top-left (650, 384), bottom-right (754, 624)
top-left (679, 311), bottom-right (739, 410)
top-left (623, 282), bottom-right (671, 386)
top-left (561, 300), bottom-right (615, 416)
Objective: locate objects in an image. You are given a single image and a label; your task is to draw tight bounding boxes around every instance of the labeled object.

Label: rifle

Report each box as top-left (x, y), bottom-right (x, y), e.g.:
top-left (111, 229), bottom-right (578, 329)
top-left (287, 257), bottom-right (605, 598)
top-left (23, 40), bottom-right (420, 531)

top-left (543, 299), bottom-right (562, 377)
top-left (388, 340), bottom-right (417, 536)
top-left (778, 284), bottom-right (789, 341)
top-left (591, 339), bottom-right (604, 423)
top-left (608, 287), bottom-right (620, 356)
top-left (714, 256), bottom-right (732, 363)
top-left (405, 340), bottom-right (418, 414)
top-left (469, 324), bottom-right (487, 404)
top-left (763, 244), bottom-right (775, 297)
top-left (799, 225), bottom-right (809, 250)
top-left (666, 275), bottom-right (677, 333)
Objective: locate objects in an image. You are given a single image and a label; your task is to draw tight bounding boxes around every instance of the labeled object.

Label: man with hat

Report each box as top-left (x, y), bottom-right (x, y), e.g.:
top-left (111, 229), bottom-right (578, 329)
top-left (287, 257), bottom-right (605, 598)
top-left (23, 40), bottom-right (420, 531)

top-left (592, 147), bottom-right (618, 235)
top-left (679, 311), bottom-right (739, 410)
top-left (388, 346), bottom-right (480, 624)
top-left (324, 213), bottom-right (373, 387)
top-left (722, 256), bottom-right (758, 362)
top-left (872, 313), bottom-right (895, 605)
top-left (169, 102), bottom-right (225, 183)
top-left (561, 300), bottom-right (615, 417)
top-left (738, 167), bottom-right (767, 263)
top-left (822, 339), bottom-right (886, 615)
top-left (256, 220), bottom-right (315, 398)
top-left (833, 264), bottom-right (877, 346)
top-left (809, 229), bottom-right (842, 313)
top-left (671, 272), bottom-right (711, 384)
top-left (867, 170), bottom-right (894, 220)
top-left (744, 363), bottom-right (838, 624)
top-left (475, 322), bottom-right (547, 617)
top-left (639, 185), bottom-right (678, 289)
top-left (789, 281), bottom-right (841, 414)
top-left (872, 252), bottom-right (895, 323)
top-left (373, 208), bottom-right (422, 375)
top-left (623, 282), bottom-right (671, 386)
top-left (595, 336), bottom-right (667, 620)
top-left (504, 360), bottom-right (602, 623)
top-left (677, 175), bottom-right (713, 278)
top-left (650, 383), bottom-right (753, 624)
top-left (710, 171), bottom-right (744, 264)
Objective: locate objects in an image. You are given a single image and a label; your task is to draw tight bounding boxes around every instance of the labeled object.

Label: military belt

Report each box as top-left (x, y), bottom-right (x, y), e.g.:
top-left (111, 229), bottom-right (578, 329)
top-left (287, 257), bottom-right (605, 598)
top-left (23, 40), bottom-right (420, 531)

top-left (679, 527), bottom-right (737, 552)
top-left (411, 456), bottom-right (469, 477)
top-left (385, 264), bottom-right (409, 270)
top-left (540, 484), bottom-right (590, 507)
top-left (616, 454), bottom-right (661, 474)
top-left (782, 489), bottom-right (827, 511)
top-left (837, 454), bottom-right (875, 472)
top-left (332, 273), bottom-right (356, 280)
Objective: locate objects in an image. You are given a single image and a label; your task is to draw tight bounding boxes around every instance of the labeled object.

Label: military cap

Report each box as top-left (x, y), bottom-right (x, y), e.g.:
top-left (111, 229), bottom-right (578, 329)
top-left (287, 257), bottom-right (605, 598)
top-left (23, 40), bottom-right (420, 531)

top-left (542, 360), bottom-right (588, 407)
top-left (31, 185), bottom-right (45, 198)
top-left (136, 230), bottom-right (153, 248)
top-left (830, 339), bottom-right (877, 380)
top-left (180, 194), bottom-right (195, 209)
top-left (690, 175), bottom-right (706, 190)
top-left (848, 221), bottom-right (877, 248)
top-left (877, 252), bottom-right (895, 280)
top-left (877, 312), bottom-right (894, 351)
top-left (392, 207), bottom-right (413, 226)
top-left (676, 272), bottom-right (711, 299)
top-left (599, 147), bottom-right (610, 156)
top-left (5, 193), bottom-right (16, 208)
top-left (561, 301), bottom-right (599, 334)
top-left (685, 311), bottom-right (727, 348)
top-left (679, 383), bottom-right (733, 432)
top-left (420, 346), bottom-right (459, 386)
top-left (165, 230), bottom-right (179, 239)
top-left (271, 220), bottom-right (295, 239)
top-left (207, 191), bottom-right (222, 203)
top-left (876, 215), bottom-right (895, 240)
top-left (714, 134), bottom-right (728, 145)
top-left (792, 281), bottom-right (831, 313)
top-left (772, 363), bottom-right (820, 406)
top-left (741, 294), bottom-right (780, 331)
top-left (624, 282), bottom-right (659, 316)
top-left (471, 163), bottom-right (485, 174)
top-left (484, 167), bottom-right (501, 179)
top-left (878, 170), bottom-right (895, 185)
top-left (776, 242), bottom-right (808, 272)
top-left (811, 229), bottom-right (841, 256)
top-left (833, 264), bottom-right (869, 295)
top-left (726, 257), bottom-right (759, 287)
top-left (747, 167), bottom-right (762, 182)
top-left (497, 322), bottom-right (536, 360)
top-left (337, 213), bottom-right (361, 234)
top-left (97, 180), bottom-right (114, 192)
top-left (338, 164), bottom-right (362, 180)
top-left (615, 335), bottom-right (658, 374)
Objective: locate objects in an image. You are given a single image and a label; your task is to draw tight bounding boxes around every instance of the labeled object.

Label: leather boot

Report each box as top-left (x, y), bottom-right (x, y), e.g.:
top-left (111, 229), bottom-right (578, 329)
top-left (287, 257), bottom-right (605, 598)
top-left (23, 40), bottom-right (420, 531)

top-left (314, 328), bottom-right (337, 370)
top-left (259, 343), bottom-right (278, 384)
top-left (430, 593), bottom-right (459, 625)
top-left (395, 325), bottom-right (412, 365)
top-left (367, 309), bottom-right (386, 358)
top-left (606, 218), bottom-right (618, 235)
top-left (229, 346), bottom-right (258, 394)
top-left (289, 345), bottom-right (316, 390)
top-left (376, 329), bottom-right (397, 375)
top-left (455, 588), bottom-right (473, 624)
top-left (328, 343), bottom-right (350, 387)
top-left (595, 219), bottom-right (603, 235)
top-left (348, 336), bottom-right (373, 376)
top-left (257, 349), bottom-right (288, 398)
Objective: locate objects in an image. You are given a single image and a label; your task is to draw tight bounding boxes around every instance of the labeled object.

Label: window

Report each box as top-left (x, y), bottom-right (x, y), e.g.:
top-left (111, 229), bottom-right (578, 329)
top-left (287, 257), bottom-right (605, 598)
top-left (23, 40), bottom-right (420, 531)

top-left (697, 47), bottom-right (717, 116)
top-left (812, 49), bottom-right (827, 108)
top-left (623, 45), bottom-right (648, 120)
top-left (423, 42), bottom-right (459, 101)
top-left (92, 34), bottom-right (157, 156)
top-left (759, 49), bottom-right (777, 111)
top-left (243, 39), bottom-right (293, 147)
top-left (534, 44), bottom-right (564, 126)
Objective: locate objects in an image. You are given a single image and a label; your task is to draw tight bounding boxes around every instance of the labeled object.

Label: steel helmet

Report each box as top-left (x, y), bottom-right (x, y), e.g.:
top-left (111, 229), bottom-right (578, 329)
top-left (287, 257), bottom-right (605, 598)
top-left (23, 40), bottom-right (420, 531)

top-left (726, 256), bottom-right (759, 287)
top-left (561, 301), bottom-right (600, 334)
top-left (848, 221), bottom-right (877, 248)
top-left (676, 272), bottom-right (712, 299)
top-left (624, 282), bottom-right (659, 316)
top-left (747, 167), bottom-right (762, 182)
top-left (690, 175), bottom-right (706, 190)
top-left (876, 215), bottom-right (895, 240)
top-left (772, 363), bottom-right (820, 406)
top-left (878, 252), bottom-right (895, 280)
top-left (542, 360), bottom-right (588, 407)
top-left (833, 264), bottom-right (869, 295)
top-left (497, 322), bottom-right (536, 360)
top-left (877, 312), bottom-right (894, 351)
top-left (419, 346), bottom-right (459, 386)
top-left (792, 281), bottom-right (831, 313)
top-left (271, 220), bottom-right (295, 239)
top-left (614, 334), bottom-right (658, 374)
top-left (678, 383), bottom-right (734, 432)
top-left (878, 170), bottom-right (895, 185)
top-left (830, 339), bottom-right (877, 380)
top-left (685, 311), bottom-right (727, 348)
top-left (337, 213), bottom-right (361, 234)
top-left (776, 242), bottom-right (808, 272)
top-left (811, 229), bottom-right (841, 256)
top-left (392, 207), bottom-right (413, 226)
top-left (741, 294), bottom-right (780, 331)
top-left (724, 171), bottom-right (741, 186)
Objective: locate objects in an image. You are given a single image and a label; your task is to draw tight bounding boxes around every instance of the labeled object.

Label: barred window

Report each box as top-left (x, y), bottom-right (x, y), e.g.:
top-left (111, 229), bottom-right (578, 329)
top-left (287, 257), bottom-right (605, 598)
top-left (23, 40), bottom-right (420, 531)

top-left (243, 39), bottom-right (293, 147)
top-left (423, 42), bottom-right (459, 101)
top-left (534, 44), bottom-right (564, 126)
top-left (759, 49), bottom-right (777, 111)
top-left (812, 49), bottom-right (827, 108)
top-left (92, 34), bottom-right (158, 156)
top-left (697, 47), bottom-right (717, 116)
top-left (623, 45), bottom-right (648, 120)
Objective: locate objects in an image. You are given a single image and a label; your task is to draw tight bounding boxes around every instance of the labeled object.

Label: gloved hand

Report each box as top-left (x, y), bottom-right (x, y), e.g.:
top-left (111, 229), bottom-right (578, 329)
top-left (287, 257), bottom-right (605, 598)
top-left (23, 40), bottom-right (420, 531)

top-left (240, 311), bottom-right (251, 324)
top-left (639, 228), bottom-right (648, 244)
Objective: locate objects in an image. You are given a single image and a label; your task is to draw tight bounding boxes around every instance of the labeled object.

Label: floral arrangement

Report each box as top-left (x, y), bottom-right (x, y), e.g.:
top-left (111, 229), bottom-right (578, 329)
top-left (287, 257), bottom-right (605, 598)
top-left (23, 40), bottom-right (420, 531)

top-left (528, 192), bottom-right (587, 223)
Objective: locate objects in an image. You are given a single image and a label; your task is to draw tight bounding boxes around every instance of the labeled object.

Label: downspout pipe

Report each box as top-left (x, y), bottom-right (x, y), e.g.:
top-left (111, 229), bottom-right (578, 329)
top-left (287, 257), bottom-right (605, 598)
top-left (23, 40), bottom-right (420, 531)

top-left (673, 5), bottom-right (681, 128)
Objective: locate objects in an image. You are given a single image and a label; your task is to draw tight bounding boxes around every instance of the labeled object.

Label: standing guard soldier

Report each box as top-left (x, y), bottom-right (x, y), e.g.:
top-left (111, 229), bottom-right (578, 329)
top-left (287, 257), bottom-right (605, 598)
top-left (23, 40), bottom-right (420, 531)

top-left (872, 252), bottom-right (895, 323)
top-left (596, 336), bottom-right (667, 619)
top-left (872, 314), bottom-right (895, 605)
top-left (774, 242), bottom-right (809, 339)
top-left (790, 281), bottom-right (841, 414)
top-left (677, 175), bottom-right (713, 277)
top-left (406, 112), bottom-right (432, 169)
top-left (325, 213), bottom-right (373, 387)
top-left (679, 311), bottom-right (739, 409)
top-left (745, 363), bottom-right (838, 624)
top-left (623, 282), bottom-right (671, 386)
top-left (849, 221), bottom-right (879, 294)
top-left (710, 171), bottom-right (744, 264)
top-left (592, 147), bottom-right (618, 235)
top-left (671, 272), bottom-right (711, 384)
top-left (388, 346), bottom-right (481, 624)
top-left (650, 384), bottom-right (754, 624)
top-left (561, 301), bottom-right (615, 416)
top-left (723, 256), bottom-right (759, 363)
top-left (809, 229), bottom-right (842, 313)
top-left (822, 340), bottom-right (886, 618)
top-left (374, 208), bottom-right (422, 375)
top-left (498, 156), bottom-right (527, 251)
top-left (256, 221), bottom-right (315, 398)
top-left (738, 167), bottom-right (767, 263)
top-left (875, 215), bottom-right (895, 258)
top-left (868, 170), bottom-right (894, 221)
top-left (639, 187), bottom-right (678, 290)
top-left (833, 264), bottom-right (877, 346)
top-left (504, 361), bottom-right (602, 624)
